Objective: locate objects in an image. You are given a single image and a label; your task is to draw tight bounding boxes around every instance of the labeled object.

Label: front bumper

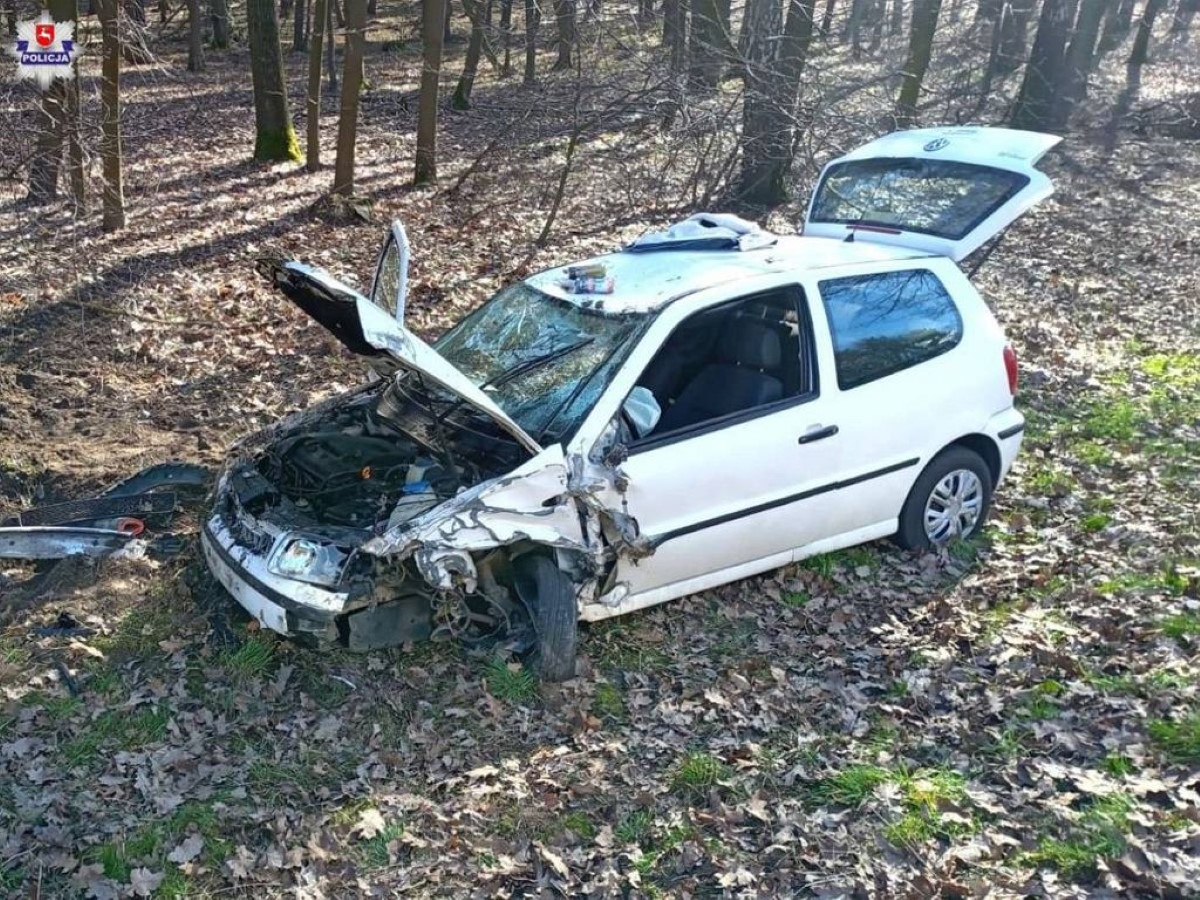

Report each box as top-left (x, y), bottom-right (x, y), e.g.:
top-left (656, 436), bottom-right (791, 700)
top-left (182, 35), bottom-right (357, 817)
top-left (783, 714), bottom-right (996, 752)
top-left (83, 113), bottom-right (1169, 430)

top-left (201, 516), bottom-right (347, 638)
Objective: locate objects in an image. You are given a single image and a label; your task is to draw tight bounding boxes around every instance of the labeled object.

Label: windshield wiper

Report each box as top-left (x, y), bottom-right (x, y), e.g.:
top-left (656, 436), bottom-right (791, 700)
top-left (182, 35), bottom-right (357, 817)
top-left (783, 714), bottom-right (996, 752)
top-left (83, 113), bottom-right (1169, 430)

top-left (483, 337), bottom-right (595, 390)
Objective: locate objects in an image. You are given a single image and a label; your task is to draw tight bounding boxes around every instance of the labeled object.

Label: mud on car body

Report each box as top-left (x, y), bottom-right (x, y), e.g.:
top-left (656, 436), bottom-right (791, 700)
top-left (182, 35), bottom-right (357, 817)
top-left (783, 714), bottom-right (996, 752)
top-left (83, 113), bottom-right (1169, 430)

top-left (203, 127), bottom-right (1060, 680)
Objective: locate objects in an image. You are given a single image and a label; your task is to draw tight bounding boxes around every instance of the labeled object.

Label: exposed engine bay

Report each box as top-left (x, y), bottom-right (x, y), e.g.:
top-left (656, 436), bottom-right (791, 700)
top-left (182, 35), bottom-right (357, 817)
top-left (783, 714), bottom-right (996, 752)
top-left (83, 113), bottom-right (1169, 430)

top-left (212, 376), bottom-right (569, 659)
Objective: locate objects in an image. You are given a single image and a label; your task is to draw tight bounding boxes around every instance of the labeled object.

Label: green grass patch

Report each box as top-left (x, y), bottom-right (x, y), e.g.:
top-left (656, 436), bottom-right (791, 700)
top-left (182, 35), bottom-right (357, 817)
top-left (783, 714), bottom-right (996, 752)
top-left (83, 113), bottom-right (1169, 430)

top-left (483, 659), bottom-right (538, 705)
top-left (1097, 562), bottom-right (1190, 597)
top-left (220, 635), bottom-right (276, 680)
top-left (1079, 399), bottom-right (1141, 443)
top-left (61, 705), bottom-right (170, 768)
top-left (592, 683), bottom-right (625, 719)
top-left (561, 811), bottom-right (596, 840)
top-left (781, 589), bottom-right (810, 608)
top-left (358, 820), bottom-right (405, 870)
top-left (1142, 352), bottom-right (1200, 387)
top-left (615, 809), bottom-right (653, 845)
top-left (1161, 612), bottom-right (1200, 641)
top-left (1072, 440), bottom-right (1114, 467)
top-left (1025, 794), bottom-right (1134, 879)
top-left (1026, 463), bottom-right (1076, 495)
top-left (805, 764), bottom-right (891, 807)
top-left (1103, 753), bottom-right (1136, 777)
top-left (1148, 712), bottom-right (1200, 763)
top-left (671, 752), bottom-right (730, 797)
top-left (1080, 513), bottom-right (1111, 533)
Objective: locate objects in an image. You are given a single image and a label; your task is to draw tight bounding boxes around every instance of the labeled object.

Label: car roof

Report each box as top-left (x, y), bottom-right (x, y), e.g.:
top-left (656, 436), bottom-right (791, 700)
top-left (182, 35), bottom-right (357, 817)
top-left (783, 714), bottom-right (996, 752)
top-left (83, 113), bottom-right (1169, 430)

top-left (524, 235), bottom-right (934, 314)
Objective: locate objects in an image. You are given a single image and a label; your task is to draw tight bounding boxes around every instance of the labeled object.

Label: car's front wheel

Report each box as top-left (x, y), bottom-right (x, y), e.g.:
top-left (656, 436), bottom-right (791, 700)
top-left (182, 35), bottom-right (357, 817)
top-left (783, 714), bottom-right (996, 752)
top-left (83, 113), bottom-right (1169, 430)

top-left (895, 447), bottom-right (994, 551)
top-left (511, 553), bottom-right (578, 682)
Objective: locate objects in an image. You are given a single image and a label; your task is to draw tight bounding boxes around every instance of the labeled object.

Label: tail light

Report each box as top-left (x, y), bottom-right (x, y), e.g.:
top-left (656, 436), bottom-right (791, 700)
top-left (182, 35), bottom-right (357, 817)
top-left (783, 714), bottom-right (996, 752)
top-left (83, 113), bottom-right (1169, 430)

top-left (1003, 345), bottom-right (1018, 396)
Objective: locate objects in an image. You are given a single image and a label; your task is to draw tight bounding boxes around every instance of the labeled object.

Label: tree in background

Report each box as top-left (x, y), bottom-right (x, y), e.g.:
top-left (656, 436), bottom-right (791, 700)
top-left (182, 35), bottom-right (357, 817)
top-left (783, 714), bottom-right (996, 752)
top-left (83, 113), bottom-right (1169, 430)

top-left (553, 0), bottom-right (577, 69)
top-left (209, 0), bottom-right (230, 47)
top-left (452, 0), bottom-right (492, 109)
top-left (1097, 0), bottom-right (1137, 56)
top-left (187, 0), bottom-right (204, 70)
top-left (1128, 0), bottom-right (1167, 72)
top-left (524, 0), bottom-right (538, 83)
top-left (1010, 0), bottom-right (1078, 131)
top-left (307, 0), bottom-right (330, 170)
top-left (294, 0), bottom-right (308, 51)
top-left (26, 0), bottom-right (80, 205)
top-left (415, 0), bottom-right (447, 183)
top-left (333, 0), bottom-right (368, 195)
top-left (1059, 0), bottom-right (1111, 114)
top-left (247, 0), bottom-right (302, 160)
top-left (98, 0), bottom-right (125, 231)
top-left (895, 0), bottom-right (942, 126)
top-left (690, 0), bottom-right (733, 86)
top-left (738, 0), bottom-right (816, 206)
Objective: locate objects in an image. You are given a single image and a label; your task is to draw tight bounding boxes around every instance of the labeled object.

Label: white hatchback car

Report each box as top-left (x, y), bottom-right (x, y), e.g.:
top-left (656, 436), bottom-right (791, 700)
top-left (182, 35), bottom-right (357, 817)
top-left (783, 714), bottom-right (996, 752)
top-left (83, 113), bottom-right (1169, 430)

top-left (202, 127), bottom-right (1056, 678)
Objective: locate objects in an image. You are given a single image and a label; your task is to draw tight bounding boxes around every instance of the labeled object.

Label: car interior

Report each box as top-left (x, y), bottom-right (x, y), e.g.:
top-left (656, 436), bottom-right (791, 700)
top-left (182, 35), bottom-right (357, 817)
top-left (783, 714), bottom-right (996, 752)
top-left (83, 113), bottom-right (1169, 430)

top-left (633, 287), bottom-right (812, 439)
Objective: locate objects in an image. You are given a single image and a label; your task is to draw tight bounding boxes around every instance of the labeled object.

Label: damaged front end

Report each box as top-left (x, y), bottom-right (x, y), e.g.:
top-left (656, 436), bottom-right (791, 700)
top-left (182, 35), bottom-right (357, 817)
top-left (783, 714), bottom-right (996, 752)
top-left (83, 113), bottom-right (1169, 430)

top-left (202, 377), bottom-right (593, 654)
top-left (203, 253), bottom-right (654, 670)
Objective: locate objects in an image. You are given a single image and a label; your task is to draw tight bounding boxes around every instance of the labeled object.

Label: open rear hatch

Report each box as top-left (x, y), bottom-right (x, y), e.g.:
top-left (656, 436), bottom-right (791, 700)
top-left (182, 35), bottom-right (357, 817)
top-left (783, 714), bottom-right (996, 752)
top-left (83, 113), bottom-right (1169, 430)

top-left (258, 258), bottom-right (543, 457)
top-left (804, 126), bottom-right (1062, 261)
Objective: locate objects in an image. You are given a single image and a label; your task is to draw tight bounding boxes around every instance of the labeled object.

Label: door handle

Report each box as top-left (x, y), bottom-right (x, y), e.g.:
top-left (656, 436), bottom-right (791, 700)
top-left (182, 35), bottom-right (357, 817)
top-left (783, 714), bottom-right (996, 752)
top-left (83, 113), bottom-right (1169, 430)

top-left (798, 424), bottom-right (839, 444)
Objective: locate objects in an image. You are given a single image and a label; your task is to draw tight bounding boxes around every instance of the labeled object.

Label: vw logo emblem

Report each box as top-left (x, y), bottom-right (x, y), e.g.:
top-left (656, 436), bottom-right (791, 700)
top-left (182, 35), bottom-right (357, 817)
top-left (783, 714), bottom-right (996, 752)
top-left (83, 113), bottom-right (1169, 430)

top-left (923, 137), bottom-right (949, 152)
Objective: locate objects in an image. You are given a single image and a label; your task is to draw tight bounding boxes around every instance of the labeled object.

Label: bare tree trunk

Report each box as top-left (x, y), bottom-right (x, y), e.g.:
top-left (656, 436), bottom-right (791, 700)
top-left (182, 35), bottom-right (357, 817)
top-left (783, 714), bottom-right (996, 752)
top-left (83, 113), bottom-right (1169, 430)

top-left (209, 0), bottom-right (230, 46)
top-left (444, 0), bottom-right (453, 42)
top-left (66, 64), bottom-right (85, 211)
top-left (1170, 0), bottom-right (1199, 38)
top-left (1060, 0), bottom-right (1110, 109)
top-left (452, 0), bottom-right (490, 107)
top-left (689, 0), bottom-right (731, 85)
top-left (307, 0), bottom-right (328, 168)
top-left (895, 0), bottom-right (941, 127)
top-left (5, 0), bottom-right (16, 36)
top-left (332, 0), bottom-right (366, 194)
top-left (1011, 0), bottom-right (1077, 131)
top-left (326, 0), bottom-right (338, 90)
top-left (500, 0), bottom-right (513, 73)
top-left (125, 0), bottom-right (146, 25)
top-left (1128, 0), bottom-right (1166, 71)
top-left (98, 0), bottom-right (126, 231)
top-left (523, 0), bottom-right (537, 83)
top-left (187, 0), bottom-right (205, 69)
top-left (28, 83), bottom-right (67, 205)
top-left (415, 0), bottom-right (446, 183)
top-left (890, 0), bottom-right (902, 34)
top-left (739, 0), bottom-right (815, 206)
top-left (293, 0), bottom-right (308, 50)
top-left (552, 0), bottom-right (575, 68)
top-left (819, 0), bottom-right (836, 33)
top-left (248, 0), bottom-right (301, 160)
top-left (27, 0), bottom-right (81, 204)
top-left (997, 0), bottom-right (1035, 74)
top-left (1097, 0), bottom-right (1136, 55)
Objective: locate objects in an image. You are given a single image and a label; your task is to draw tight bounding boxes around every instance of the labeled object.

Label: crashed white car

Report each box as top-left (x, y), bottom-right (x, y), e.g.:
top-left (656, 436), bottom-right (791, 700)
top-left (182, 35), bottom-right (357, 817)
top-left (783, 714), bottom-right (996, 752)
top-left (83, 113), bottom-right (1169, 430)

top-left (202, 127), bottom-right (1056, 679)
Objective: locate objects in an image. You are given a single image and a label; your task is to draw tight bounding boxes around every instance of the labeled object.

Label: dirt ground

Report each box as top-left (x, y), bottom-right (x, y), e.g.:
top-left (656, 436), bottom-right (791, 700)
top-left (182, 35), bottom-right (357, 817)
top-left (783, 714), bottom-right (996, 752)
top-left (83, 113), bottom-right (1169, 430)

top-left (0, 7), bottom-right (1199, 898)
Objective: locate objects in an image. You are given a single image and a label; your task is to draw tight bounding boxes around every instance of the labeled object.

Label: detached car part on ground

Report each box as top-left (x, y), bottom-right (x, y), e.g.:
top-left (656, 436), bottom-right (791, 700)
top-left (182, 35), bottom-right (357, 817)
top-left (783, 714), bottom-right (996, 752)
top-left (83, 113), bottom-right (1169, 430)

top-left (202, 127), bottom-right (1059, 680)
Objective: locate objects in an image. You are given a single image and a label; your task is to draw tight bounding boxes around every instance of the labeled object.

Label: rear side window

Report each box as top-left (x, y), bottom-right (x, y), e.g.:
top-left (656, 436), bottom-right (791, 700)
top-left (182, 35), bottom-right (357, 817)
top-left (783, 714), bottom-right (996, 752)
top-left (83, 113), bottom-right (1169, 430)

top-left (818, 269), bottom-right (962, 390)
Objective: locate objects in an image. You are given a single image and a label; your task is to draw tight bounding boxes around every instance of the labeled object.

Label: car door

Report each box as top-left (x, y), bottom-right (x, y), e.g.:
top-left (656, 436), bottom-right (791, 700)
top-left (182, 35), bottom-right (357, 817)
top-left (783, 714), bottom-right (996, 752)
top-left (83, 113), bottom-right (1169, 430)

top-left (803, 126), bottom-right (1061, 260)
top-left (587, 281), bottom-right (857, 604)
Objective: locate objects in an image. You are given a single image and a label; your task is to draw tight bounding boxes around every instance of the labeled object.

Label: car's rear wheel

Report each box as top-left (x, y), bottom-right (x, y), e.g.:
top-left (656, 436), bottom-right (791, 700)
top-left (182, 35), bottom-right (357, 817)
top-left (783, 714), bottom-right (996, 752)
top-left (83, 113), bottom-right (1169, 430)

top-left (895, 447), bottom-right (993, 551)
top-left (511, 553), bottom-right (578, 682)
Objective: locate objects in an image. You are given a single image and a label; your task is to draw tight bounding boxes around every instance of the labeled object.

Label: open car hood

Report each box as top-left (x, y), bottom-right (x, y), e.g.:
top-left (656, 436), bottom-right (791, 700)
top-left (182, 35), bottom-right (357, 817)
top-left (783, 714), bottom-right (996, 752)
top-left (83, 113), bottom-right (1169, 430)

top-left (260, 259), bottom-right (543, 456)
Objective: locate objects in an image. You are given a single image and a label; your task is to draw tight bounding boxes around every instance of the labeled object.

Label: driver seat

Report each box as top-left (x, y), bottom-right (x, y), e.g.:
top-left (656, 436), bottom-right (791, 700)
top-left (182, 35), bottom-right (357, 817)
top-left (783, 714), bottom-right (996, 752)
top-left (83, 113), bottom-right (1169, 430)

top-left (655, 319), bottom-right (784, 433)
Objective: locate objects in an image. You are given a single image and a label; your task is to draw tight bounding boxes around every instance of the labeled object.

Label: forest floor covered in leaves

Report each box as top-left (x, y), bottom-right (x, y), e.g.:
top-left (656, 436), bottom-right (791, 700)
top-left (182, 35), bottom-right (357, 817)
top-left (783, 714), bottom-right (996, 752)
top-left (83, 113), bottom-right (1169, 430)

top-left (1, 7), bottom-right (1200, 898)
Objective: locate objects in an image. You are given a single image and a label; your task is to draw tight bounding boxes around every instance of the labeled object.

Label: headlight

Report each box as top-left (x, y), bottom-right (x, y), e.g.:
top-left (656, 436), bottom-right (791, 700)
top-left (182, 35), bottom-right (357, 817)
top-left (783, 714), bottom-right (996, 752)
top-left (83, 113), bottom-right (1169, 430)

top-left (269, 537), bottom-right (347, 586)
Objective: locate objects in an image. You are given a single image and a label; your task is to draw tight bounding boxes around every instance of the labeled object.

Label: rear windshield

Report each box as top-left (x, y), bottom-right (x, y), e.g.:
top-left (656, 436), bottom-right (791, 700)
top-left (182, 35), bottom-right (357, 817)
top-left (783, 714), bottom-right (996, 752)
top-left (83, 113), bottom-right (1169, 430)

top-left (810, 159), bottom-right (1029, 241)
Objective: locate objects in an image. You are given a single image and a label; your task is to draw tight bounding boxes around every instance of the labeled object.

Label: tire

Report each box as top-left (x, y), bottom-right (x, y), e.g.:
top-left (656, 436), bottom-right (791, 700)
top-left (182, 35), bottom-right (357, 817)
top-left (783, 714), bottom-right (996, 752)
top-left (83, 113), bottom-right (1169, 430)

top-left (511, 553), bottom-right (578, 682)
top-left (894, 446), bottom-right (994, 551)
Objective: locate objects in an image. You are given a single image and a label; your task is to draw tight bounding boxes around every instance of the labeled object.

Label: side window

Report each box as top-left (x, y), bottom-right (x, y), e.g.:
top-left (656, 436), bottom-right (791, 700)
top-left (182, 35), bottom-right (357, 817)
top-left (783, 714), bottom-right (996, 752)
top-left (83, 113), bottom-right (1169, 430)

top-left (818, 269), bottom-right (962, 391)
top-left (625, 287), bottom-right (815, 445)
